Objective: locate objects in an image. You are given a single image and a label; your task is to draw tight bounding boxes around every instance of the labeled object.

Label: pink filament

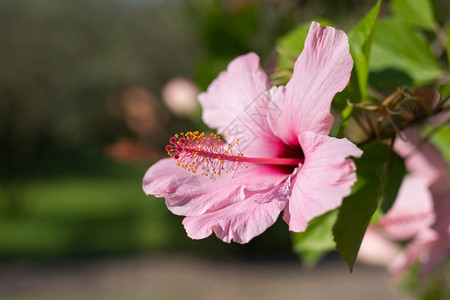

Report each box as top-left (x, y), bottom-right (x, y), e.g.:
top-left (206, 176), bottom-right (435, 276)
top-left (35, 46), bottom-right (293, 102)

top-left (166, 132), bottom-right (303, 177)
top-left (182, 147), bottom-right (303, 166)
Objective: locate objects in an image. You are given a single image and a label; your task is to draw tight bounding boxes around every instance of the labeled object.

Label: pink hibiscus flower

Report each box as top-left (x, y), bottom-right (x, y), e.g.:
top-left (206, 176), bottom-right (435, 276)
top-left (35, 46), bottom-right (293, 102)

top-left (389, 129), bottom-right (450, 276)
top-left (143, 22), bottom-right (362, 243)
top-left (358, 128), bottom-right (450, 276)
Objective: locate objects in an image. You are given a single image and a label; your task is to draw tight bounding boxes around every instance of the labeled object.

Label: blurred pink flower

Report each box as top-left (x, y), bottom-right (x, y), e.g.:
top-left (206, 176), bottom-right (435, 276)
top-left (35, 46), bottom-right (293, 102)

top-left (358, 128), bottom-right (450, 276)
top-left (104, 138), bottom-right (163, 163)
top-left (357, 227), bottom-right (401, 267)
top-left (121, 87), bottom-right (160, 136)
top-left (358, 173), bottom-right (434, 268)
top-left (162, 77), bottom-right (200, 117)
top-left (390, 129), bottom-right (450, 276)
top-left (143, 22), bottom-right (362, 243)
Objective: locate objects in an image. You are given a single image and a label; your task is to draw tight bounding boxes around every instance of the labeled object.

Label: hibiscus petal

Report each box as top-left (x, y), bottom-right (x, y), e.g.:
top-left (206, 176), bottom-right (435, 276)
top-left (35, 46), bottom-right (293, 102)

top-left (143, 158), bottom-right (288, 217)
top-left (379, 174), bottom-right (435, 241)
top-left (182, 178), bottom-right (291, 244)
top-left (389, 229), bottom-right (438, 277)
top-left (198, 53), bottom-right (286, 158)
top-left (284, 131), bottom-right (362, 232)
top-left (421, 178), bottom-right (450, 274)
top-left (269, 22), bottom-right (353, 146)
top-left (420, 238), bottom-right (450, 275)
top-left (430, 177), bottom-right (450, 237)
top-left (395, 127), bottom-right (448, 186)
top-left (388, 178), bottom-right (450, 276)
top-left (358, 227), bottom-right (400, 267)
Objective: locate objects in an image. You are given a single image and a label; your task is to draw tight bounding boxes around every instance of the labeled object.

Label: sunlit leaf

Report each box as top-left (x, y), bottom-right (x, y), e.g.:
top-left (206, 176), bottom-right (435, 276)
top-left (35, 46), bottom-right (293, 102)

top-left (370, 18), bottom-right (442, 86)
top-left (390, 0), bottom-right (437, 30)
top-left (332, 1), bottom-right (380, 114)
top-left (292, 210), bottom-right (337, 267)
top-left (348, 0), bottom-right (381, 101)
top-left (438, 82), bottom-right (450, 100)
top-left (335, 105), bottom-right (353, 137)
top-left (276, 23), bottom-right (310, 70)
top-left (430, 124), bottom-right (450, 166)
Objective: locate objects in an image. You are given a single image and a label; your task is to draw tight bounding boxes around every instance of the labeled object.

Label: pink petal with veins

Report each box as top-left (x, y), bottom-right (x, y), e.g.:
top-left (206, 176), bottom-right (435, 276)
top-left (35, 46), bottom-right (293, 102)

top-left (269, 22), bottom-right (353, 146)
top-left (284, 131), bottom-right (362, 232)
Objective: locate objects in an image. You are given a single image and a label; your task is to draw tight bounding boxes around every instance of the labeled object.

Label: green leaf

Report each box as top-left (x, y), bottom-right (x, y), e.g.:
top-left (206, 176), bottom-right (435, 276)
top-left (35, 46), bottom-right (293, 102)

top-left (292, 210), bottom-right (337, 267)
top-left (348, 0), bottom-right (381, 101)
top-left (390, 0), bottom-right (437, 30)
top-left (332, 1), bottom-right (380, 111)
top-left (438, 82), bottom-right (450, 100)
top-left (379, 150), bottom-right (406, 213)
top-left (276, 23), bottom-right (309, 70)
top-left (370, 18), bottom-right (442, 86)
top-left (430, 123), bottom-right (450, 166)
top-left (333, 142), bottom-right (394, 272)
top-left (333, 182), bottom-right (380, 272)
top-left (195, 57), bottom-right (232, 90)
top-left (334, 105), bottom-right (353, 138)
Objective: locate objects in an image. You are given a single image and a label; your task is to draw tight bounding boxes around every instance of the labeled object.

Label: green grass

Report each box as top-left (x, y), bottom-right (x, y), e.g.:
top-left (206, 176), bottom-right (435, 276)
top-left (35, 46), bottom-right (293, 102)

top-left (0, 162), bottom-right (187, 258)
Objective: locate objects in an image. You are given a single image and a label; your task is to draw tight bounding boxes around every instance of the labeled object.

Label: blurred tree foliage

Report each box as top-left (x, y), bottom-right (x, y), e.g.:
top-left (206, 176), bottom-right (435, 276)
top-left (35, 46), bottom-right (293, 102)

top-left (0, 0), bottom-right (205, 180)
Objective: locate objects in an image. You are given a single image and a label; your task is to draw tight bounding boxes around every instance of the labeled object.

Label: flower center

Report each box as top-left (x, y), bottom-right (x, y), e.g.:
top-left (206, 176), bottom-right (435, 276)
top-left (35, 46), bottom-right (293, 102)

top-left (166, 131), bottom-right (304, 178)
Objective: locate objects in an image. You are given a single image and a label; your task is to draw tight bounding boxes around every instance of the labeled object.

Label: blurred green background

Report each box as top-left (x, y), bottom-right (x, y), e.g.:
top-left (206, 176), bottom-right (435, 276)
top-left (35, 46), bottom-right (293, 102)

top-left (1, 0), bottom-right (448, 261)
